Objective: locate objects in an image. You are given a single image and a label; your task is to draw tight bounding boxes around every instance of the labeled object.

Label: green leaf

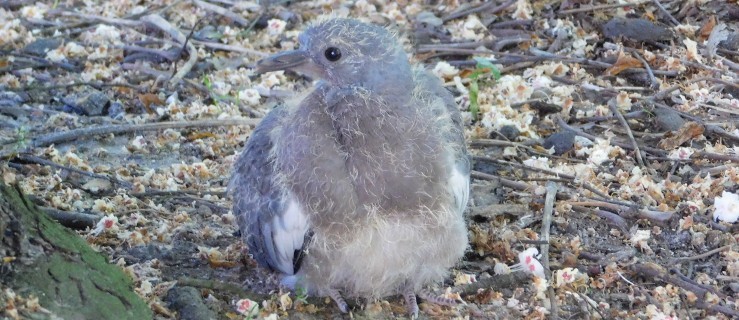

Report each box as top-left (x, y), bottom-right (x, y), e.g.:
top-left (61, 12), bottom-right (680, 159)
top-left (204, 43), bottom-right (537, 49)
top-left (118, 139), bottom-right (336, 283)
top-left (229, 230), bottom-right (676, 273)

top-left (295, 285), bottom-right (308, 303)
top-left (466, 57), bottom-right (501, 121)
top-left (473, 57), bottom-right (494, 69)
top-left (469, 80), bottom-right (479, 121)
top-left (473, 57), bottom-right (501, 80)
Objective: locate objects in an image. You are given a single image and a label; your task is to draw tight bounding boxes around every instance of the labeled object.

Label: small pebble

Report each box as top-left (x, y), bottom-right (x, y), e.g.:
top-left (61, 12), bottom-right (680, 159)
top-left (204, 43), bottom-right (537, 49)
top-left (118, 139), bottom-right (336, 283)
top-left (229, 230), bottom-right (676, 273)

top-left (543, 131), bottom-right (575, 155)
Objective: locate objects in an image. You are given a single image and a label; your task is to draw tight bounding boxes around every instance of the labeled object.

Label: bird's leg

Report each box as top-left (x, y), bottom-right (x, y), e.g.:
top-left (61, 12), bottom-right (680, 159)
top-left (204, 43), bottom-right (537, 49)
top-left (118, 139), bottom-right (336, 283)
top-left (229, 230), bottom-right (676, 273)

top-left (327, 288), bottom-right (349, 313)
top-left (402, 286), bottom-right (419, 319)
top-left (418, 289), bottom-right (458, 307)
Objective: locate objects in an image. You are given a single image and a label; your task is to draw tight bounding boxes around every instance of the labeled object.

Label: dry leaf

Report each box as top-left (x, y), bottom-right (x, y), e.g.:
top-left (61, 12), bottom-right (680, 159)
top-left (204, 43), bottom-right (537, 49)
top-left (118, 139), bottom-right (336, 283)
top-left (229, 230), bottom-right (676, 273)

top-left (188, 132), bottom-right (217, 140)
top-left (683, 38), bottom-right (702, 63)
top-left (512, 0), bottom-right (533, 20)
top-left (605, 51), bottom-right (642, 76)
top-left (279, 293), bottom-right (293, 311)
top-left (2, 167), bottom-right (17, 184)
top-left (658, 121), bottom-right (705, 150)
top-left (697, 16), bottom-right (717, 42)
top-left (151, 302), bottom-right (175, 317)
top-left (208, 258), bottom-right (237, 268)
top-left (459, 69), bottom-right (474, 78)
top-left (82, 178), bottom-right (112, 192)
top-left (138, 93), bottom-right (163, 112)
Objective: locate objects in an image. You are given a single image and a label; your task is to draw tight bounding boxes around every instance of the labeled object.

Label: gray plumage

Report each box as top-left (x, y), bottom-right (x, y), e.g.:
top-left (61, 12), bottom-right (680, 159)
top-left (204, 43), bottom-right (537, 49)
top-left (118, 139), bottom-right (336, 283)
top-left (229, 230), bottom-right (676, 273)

top-left (229, 18), bottom-right (469, 316)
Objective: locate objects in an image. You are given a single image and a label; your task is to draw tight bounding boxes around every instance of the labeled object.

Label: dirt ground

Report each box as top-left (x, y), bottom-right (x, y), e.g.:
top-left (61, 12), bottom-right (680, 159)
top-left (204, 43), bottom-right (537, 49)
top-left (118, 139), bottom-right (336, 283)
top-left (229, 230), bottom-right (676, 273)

top-left (1, 0), bottom-right (739, 319)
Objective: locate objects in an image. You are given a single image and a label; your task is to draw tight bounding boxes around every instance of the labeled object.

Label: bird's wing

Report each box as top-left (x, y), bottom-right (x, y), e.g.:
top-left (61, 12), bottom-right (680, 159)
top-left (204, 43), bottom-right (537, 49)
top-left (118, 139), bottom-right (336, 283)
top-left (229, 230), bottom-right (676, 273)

top-left (444, 92), bottom-right (471, 216)
top-left (229, 105), bottom-right (310, 275)
top-left (415, 68), bottom-right (471, 215)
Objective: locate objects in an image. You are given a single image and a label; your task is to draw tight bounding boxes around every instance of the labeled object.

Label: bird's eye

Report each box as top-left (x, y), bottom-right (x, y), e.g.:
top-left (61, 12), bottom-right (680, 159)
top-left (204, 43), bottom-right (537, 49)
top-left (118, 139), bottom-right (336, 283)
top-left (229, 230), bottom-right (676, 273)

top-left (324, 47), bottom-right (342, 62)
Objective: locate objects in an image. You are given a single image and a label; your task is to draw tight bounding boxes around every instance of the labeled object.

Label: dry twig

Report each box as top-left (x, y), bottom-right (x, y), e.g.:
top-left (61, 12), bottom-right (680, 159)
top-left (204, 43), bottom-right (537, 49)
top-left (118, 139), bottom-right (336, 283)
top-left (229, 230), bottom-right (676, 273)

top-left (192, 0), bottom-right (249, 26)
top-left (608, 103), bottom-right (647, 168)
top-left (541, 181), bottom-right (558, 318)
top-left (442, 0), bottom-right (516, 22)
top-left (140, 14), bottom-right (199, 86)
top-left (569, 200), bottom-right (673, 223)
top-left (558, 1), bottom-right (649, 15)
top-left (28, 119), bottom-right (258, 149)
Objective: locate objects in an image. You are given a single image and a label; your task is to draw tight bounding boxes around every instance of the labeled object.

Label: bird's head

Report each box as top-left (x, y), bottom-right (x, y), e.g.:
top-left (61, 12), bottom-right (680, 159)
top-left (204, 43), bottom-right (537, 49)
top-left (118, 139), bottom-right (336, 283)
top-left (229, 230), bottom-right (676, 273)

top-left (256, 19), bottom-right (413, 95)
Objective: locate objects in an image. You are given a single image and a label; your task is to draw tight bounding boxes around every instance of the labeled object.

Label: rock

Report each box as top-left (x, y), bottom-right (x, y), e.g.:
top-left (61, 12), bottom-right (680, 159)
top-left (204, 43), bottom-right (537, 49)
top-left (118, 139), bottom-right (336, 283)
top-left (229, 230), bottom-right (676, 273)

top-left (528, 100), bottom-right (562, 116)
top-left (166, 286), bottom-right (217, 320)
top-left (416, 11), bottom-right (443, 27)
top-left (718, 31), bottom-right (738, 51)
top-left (602, 18), bottom-right (673, 42)
top-left (23, 38), bottom-right (63, 56)
top-left (413, 11), bottom-right (450, 44)
top-left (0, 91), bottom-right (25, 107)
top-left (623, 71), bottom-right (652, 87)
top-left (471, 183), bottom-right (501, 207)
top-left (193, 25), bottom-right (221, 42)
top-left (0, 183), bottom-right (152, 319)
top-left (64, 90), bottom-right (111, 116)
top-left (108, 101), bottom-right (125, 119)
top-left (497, 125), bottom-right (520, 141)
top-left (543, 131), bottom-right (575, 155)
top-left (654, 107), bottom-right (685, 132)
top-left (530, 88), bottom-right (553, 100)
top-left (473, 159), bottom-right (502, 176)
top-left (725, 84), bottom-right (739, 99)
top-left (124, 244), bottom-right (170, 263)
top-left (581, 87), bottom-right (614, 105)
top-left (253, 15), bottom-right (271, 30)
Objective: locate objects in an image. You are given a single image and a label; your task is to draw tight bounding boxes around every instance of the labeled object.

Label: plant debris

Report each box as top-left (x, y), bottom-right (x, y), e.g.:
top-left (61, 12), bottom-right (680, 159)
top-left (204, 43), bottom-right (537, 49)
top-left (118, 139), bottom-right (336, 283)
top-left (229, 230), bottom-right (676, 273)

top-left (1, 0), bottom-right (738, 319)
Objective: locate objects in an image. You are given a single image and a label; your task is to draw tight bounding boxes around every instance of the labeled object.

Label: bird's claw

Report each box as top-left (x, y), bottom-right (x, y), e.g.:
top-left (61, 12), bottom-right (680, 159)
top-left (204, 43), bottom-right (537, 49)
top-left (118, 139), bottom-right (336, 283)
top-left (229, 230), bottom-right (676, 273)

top-left (419, 289), bottom-right (459, 307)
top-left (328, 288), bottom-right (349, 313)
top-left (403, 288), bottom-right (419, 319)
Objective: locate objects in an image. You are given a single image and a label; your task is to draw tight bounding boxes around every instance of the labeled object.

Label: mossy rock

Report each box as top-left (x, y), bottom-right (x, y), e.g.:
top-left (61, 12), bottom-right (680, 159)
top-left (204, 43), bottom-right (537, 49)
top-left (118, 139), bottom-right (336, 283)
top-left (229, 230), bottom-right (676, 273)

top-left (0, 183), bottom-right (152, 319)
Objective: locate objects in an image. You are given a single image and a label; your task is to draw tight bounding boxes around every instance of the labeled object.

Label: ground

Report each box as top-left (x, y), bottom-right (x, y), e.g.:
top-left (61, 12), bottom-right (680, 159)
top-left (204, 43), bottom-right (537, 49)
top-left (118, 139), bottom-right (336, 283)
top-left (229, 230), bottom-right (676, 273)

top-left (1, 0), bottom-right (738, 319)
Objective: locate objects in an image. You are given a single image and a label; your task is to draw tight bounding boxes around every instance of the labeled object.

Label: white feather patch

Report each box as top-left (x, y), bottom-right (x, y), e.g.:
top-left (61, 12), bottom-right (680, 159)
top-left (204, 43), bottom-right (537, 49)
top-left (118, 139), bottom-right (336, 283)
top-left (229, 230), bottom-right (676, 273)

top-left (449, 166), bottom-right (470, 215)
top-left (271, 194), bottom-right (310, 274)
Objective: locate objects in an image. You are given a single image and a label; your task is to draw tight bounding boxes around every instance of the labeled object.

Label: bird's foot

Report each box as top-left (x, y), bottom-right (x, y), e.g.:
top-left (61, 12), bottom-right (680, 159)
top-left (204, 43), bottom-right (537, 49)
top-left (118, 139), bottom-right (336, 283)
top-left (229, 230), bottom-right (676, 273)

top-left (328, 288), bottom-right (349, 313)
top-left (402, 287), bottom-right (419, 319)
top-left (418, 289), bottom-right (458, 307)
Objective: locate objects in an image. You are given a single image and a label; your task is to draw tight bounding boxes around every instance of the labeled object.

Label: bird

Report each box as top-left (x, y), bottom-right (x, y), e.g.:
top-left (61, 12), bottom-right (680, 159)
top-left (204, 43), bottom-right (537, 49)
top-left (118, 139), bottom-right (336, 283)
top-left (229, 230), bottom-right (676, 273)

top-left (229, 18), bottom-right (470, 317)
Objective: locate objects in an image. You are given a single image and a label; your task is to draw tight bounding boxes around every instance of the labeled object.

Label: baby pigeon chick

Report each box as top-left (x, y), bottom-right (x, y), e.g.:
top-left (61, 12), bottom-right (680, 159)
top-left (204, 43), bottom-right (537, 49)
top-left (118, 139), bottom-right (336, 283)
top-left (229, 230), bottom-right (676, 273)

top-left (230, 18), bottom-right (469, 317)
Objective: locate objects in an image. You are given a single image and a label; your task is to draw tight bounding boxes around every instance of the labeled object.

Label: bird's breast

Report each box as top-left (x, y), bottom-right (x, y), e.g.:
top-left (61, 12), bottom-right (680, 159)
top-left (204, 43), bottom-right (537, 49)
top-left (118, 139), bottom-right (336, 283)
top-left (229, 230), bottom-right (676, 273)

top-left (278, 100), bottom-right (450, 224)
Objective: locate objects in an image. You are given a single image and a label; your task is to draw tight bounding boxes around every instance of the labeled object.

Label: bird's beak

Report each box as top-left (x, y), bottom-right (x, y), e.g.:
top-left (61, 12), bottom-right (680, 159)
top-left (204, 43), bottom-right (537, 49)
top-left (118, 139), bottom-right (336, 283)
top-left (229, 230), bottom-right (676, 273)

top-left (255, 50), bottom-right (310, 74)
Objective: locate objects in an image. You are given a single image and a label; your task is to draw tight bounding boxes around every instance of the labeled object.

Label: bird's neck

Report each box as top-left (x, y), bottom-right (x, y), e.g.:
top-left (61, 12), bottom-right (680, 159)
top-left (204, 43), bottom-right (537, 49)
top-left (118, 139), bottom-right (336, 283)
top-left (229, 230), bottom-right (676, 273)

top-left (327, 91), bottom-right (415, 149)
top-left (364, 56), bottom-right (414, 98)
